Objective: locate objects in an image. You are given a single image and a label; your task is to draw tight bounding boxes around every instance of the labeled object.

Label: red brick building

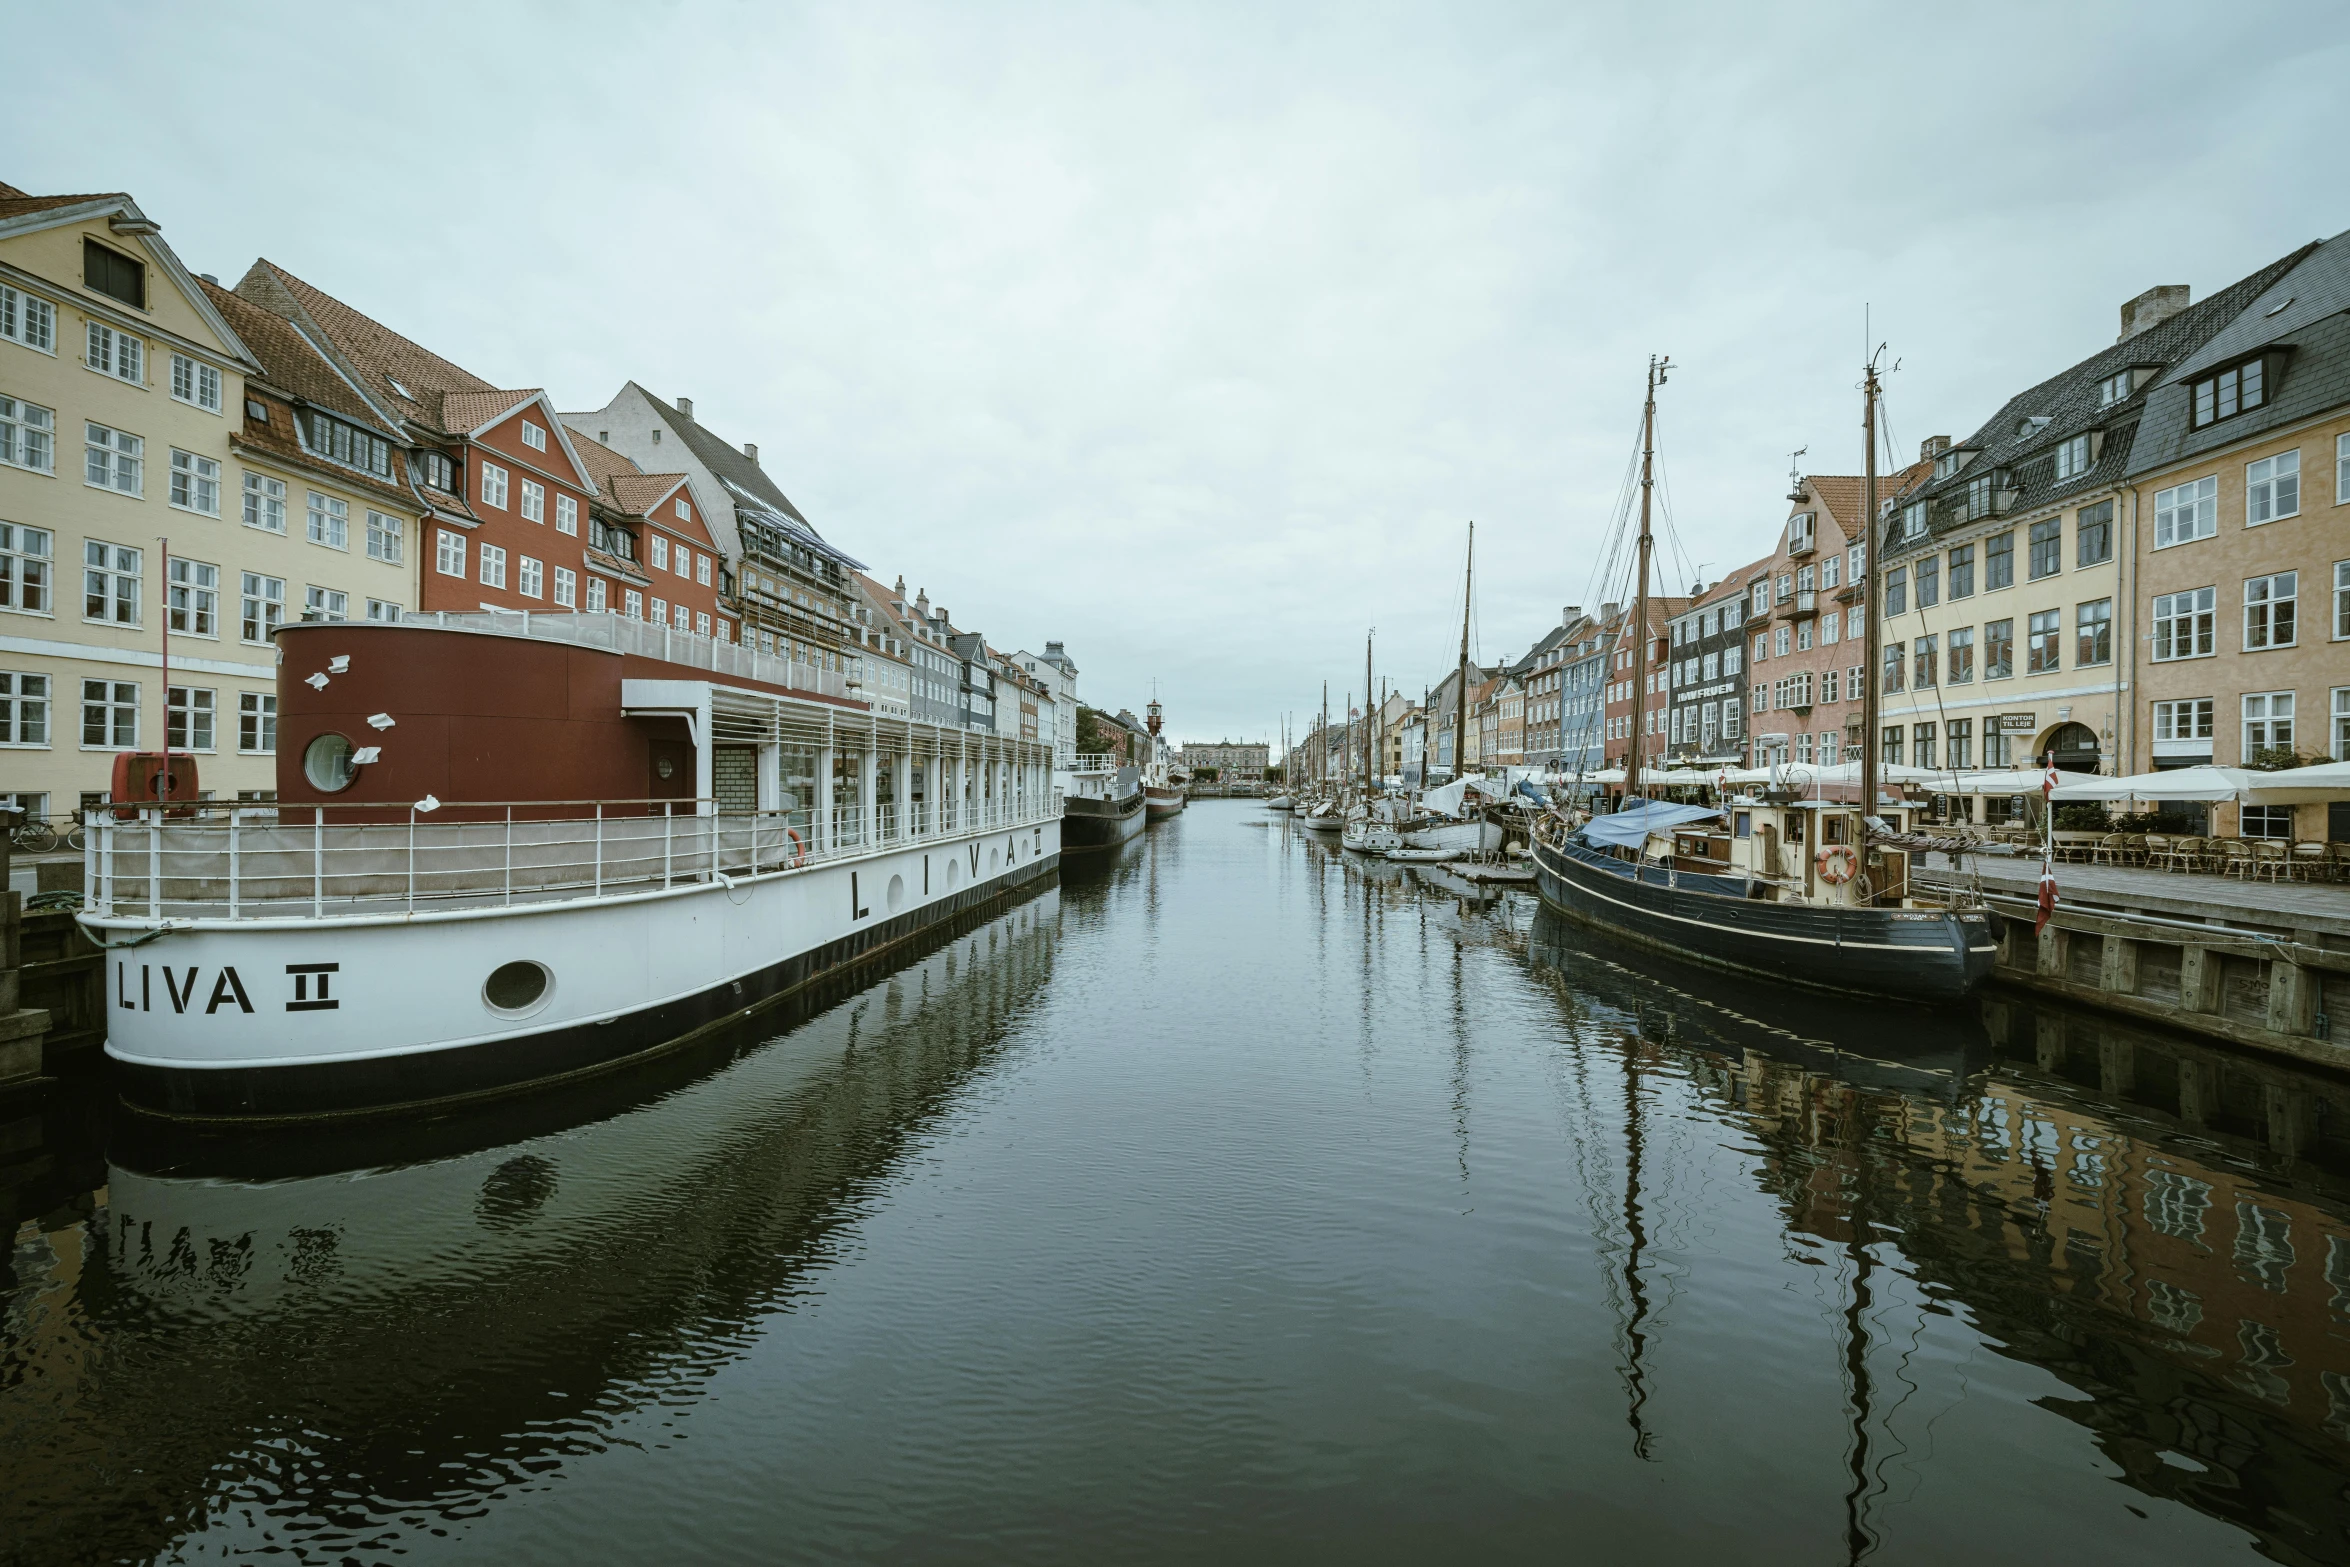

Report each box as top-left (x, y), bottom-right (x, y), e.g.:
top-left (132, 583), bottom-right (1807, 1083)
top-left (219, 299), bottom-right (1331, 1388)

top-left (567, 430), bottom-right (731, 637)
top-left (1603, 597), bottom-right (1690, 774)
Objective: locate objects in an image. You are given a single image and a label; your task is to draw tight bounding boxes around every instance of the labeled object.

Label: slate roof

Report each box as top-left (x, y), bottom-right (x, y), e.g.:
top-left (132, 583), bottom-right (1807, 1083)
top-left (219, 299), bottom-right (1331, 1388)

top-left (2128, 227), bottom-right (2350, 479)
top-left (1884, 243), bottom-right (2317, 560)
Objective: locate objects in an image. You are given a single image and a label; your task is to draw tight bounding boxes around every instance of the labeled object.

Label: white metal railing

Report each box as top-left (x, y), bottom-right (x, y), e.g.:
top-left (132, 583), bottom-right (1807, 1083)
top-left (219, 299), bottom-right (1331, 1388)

top-left (85, 792), bottom-right (1065, 922)
top-left (400, 609), bottom-right (856, 701)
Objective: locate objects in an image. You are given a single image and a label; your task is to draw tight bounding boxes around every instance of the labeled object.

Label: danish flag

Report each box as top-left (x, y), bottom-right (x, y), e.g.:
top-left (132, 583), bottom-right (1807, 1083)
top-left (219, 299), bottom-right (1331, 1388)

top-left (2041, 751), bottom-right (2061, 800)
top-left (2036, 838), bottom-right (2059, 934)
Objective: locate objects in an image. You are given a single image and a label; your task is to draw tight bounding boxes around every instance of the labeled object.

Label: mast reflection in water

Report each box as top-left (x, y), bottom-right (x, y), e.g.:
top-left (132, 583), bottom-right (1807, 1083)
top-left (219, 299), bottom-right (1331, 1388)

top-left (8, 804), bottom-right (2350, 1565)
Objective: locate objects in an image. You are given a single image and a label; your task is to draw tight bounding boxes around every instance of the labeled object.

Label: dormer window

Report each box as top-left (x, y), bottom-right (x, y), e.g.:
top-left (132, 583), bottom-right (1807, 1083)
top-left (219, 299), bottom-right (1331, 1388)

top-left (1786, 511), bottom-right (1815, 555)
top-left (1902, 500), bottom-right (1927, 538)
top-left (2190, 355), bottom-right (2270, 428)
top-left (2017, 415), bottom-right (2051, 438)
top-left (1965, 474), bottom-right (1993, 520)
top-left (417, 450), bottom-right (455, 492)
top-left (303, 410), bottom-right (392, 478)
top-left (1933, 451), bottom-right (1960, 480)
top-left (520, 420), bottom-right (547, 451)
top-left (2053, 432), bottom-right (2095, 481)
top-left (2097, 370), bottom-right (2129, 406)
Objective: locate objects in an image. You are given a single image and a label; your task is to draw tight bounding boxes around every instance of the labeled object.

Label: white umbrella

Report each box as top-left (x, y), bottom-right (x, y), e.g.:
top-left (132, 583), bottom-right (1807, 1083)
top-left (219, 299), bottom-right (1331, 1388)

top-left (2240, 760), bottom-right (2350, 803)
top-left (2050, 765), bottom-right (2255, 803)
top-left (1938, 769), bottom-right (2056, 796)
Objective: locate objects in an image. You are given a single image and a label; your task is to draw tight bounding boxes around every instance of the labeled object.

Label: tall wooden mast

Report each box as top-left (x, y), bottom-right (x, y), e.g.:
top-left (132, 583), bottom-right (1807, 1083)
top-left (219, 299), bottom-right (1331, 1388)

top-left (1860, 354), bottom-right (1883, 822)
top-left (1628, 357), bottom-right (1668, 799)
top-left (1363, 633), bottom-right (1374, 794)
top-left (1453, 522), bottom-right (1474, 781)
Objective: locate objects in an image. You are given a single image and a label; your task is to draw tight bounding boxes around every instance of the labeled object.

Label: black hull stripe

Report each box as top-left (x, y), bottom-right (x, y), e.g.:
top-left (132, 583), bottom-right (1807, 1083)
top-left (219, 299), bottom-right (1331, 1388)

top-left (1532, 839), bottom-right (1991, 1004)
top-left (113, 854), bottom-right (1062, 1124)
top-left (1061, 795), bottom-right (1146, 852)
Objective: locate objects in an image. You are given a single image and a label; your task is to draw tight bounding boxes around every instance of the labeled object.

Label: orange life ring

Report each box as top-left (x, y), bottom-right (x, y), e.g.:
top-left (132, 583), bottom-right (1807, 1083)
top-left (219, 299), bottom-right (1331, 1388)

top-left (1816, 843), bottom-right (1858, 885)
top-left (786, 826), bottom-right (807, 868)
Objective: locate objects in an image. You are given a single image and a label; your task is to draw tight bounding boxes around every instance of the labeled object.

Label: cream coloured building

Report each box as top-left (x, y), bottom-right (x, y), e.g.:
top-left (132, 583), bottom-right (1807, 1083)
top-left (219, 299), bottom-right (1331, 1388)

top-left (0, 182), bottom-right (416, 820)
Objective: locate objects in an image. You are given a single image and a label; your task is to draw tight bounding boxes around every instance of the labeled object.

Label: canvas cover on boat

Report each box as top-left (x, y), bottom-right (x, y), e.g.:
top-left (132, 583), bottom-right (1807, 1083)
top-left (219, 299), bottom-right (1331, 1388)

top-left (1578, 800), bottom-right (1721, 851)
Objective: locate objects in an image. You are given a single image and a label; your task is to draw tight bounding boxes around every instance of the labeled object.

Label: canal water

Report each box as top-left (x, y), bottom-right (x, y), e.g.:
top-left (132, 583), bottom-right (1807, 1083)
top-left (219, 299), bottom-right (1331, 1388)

top-left (8, 802), bottom-right (2350, 1564)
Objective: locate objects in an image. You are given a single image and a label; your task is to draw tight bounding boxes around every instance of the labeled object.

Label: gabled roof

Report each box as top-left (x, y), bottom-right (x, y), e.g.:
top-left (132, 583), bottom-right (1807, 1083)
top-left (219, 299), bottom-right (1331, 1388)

top-left (236, 259), bottom-right (497, 435)
top-left (0, 183), bottom-right (259, 372)
top-left (1798, 475), bottom-right (1863, 536)
top-left (1886, 240), bottom-right (2317, 553)
top-left (200, 279), bottom-right (392, 434)
top-left (442, 389), bottom-right (538, 433)
top-left (2130, 227), bottom-right (2350, 479)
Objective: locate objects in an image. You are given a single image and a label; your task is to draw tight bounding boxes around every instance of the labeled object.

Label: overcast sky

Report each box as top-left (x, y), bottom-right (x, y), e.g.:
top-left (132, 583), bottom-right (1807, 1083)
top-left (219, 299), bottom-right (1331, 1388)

top-left (11, 3), bottom-right (2347, 745)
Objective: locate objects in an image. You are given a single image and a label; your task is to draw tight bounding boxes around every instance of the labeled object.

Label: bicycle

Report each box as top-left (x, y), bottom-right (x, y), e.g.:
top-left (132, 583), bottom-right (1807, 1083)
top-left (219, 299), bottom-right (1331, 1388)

top-left (9, 815), bottom-right (56, 853)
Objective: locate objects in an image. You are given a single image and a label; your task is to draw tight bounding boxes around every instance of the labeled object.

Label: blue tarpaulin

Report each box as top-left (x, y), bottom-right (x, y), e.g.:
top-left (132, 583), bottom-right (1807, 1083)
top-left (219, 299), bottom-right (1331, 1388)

top-left (1578, 799), bottom-right (1721, 851)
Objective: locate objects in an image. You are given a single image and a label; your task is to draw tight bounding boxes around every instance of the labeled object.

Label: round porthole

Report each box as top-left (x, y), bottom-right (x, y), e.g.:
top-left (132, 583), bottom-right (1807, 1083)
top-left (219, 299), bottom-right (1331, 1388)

top-left (303, 732), bottom-right (357, 792)
top-left (887, 873), bottom-right (906, 913)
top-left (483, 960), bottom-right (553, 1016)
top-left (656, 757), bottom-right (677, 779)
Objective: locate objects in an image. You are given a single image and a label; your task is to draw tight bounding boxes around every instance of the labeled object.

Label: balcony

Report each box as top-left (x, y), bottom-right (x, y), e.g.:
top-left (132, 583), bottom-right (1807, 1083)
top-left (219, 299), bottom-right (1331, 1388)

top-left (1775, 589), bottom-right (1817, 621)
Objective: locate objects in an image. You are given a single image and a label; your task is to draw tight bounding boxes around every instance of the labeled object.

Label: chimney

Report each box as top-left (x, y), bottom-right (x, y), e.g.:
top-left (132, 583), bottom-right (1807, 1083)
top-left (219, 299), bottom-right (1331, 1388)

top-left (1920, 434), bottom-right (1951, 462)
top-left (1563, 604), bottom-right (1581, 624)
top-left (2119, 285), bottom-right (2190, 342)
top-left (676, 395), bottom-right (694, 419)
top-left (1601, 600), bottom-right (1620, 621)
top-left (743, 442), bottom-right (758, 463)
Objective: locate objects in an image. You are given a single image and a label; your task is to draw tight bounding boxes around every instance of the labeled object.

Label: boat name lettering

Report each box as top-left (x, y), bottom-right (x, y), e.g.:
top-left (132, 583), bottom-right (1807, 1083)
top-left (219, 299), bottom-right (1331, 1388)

top-left (287, 962), bottom-right (341, 1011)
top-left (117, 961), bottom-right (256, 1015)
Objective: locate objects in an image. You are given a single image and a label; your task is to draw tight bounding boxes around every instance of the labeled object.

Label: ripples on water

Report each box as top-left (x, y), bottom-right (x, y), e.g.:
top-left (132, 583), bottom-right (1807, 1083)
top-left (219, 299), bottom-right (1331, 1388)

top-left (6, 803), bottom-right (2350, 1564)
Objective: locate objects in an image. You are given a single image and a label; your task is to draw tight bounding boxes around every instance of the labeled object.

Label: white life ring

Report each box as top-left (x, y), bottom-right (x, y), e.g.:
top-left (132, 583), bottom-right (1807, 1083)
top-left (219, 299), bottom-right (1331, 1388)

top-left (1816, 843), bottom-right (1859, 885)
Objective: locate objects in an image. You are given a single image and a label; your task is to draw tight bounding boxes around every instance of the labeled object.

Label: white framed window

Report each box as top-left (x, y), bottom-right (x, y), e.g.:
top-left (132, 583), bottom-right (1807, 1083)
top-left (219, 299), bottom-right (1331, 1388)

top-left (168, 449), bottom-right (219, 515)
top-left (2244, 572), bottom-right (2297, 650)
top-left (85, 322), bottom-right (142, 383)
top-left (2153, 698), bottom-right (2214, 747)
top-left (80, 678), bottom-right (137, 748)
top-left (650, 595), bottom-right (667, 624)
top-left (0, 524), bottom-right (52, 615)
top-left (677, 498), bottom-right (692, 522)
top-left (2335, 687), bottom-right (2350, 762)
top-left (169, 353), bottom-right (222, 413)
top-left (2150, 586), bottom-right (2215, 660)
top-left (238, 691), bottom-right (276, 754)
top-left (242, 471), bottom-right (286, 532)
top-left (2153, 475), bottom-right (2217, 547)
top-left (518, 555), bottom-right (544, 599)
top-left (478, 544), bottom-right (507, 589)
top-left (649, 535), bottom-right (668, 572)
top-left (586, 577), bottom-right (607, 613)
top-left (303, 585), bottom-right (348, 621)
top-left (240, 572), bottom-right (283, 643)
top-left (2247, 450), bottom-right (2300, 525)
top-left (0, 285), bottom-right (57, 352)
top-left (365, 598), bottom-right (402, 623)
top-left (166, 685), bottom-right (216, 751)
top-left (520, 479), bottom-right (545, 522)
top-left (2076, 598), bottom-right (2112, 666)
top-left (479, 462), bottom-right (509, 509)
top-left (2337, 560), bottom-right (2350, 640)
top-left (716, 619), bottom-right (731, 642)
top-left (675, 547), bottom-right (692, 581)
top-left (520, 419), bottom-right (547, 451)
top-left (2053, 433), bottom-right (2091, 480)
top-left (365, 510), bottom-right (403, 564)
top-left (553, 566), bottom-right (576, 607)
top-left (84, 422), bottom-right (141, 494)
top-left (2338, 433), bottom-right (2350, 505)
top-left (0, 394), bottom-right (55, 473)
top-left (436, 529), bottom-right (466, 578)
top-left (624, 589), bottom-right (643, 619)
top-left (2242, 691), bottom-right (2294, 761)
top-left (696, 611), bottom-right (711, 636)
top-left (697, 554), bottom-right (712, 586)
top-left (167, 557), bottom-right (218, 637)
top-left (0, 671), bottom-right (49, 745)
top-left (556, 494), bottom-right (578, 535)
top-left (1772, 625), bottom-right (1790, 657)
top-left (306, 491), bottom-right (348, 549)
top-left (83, 541), bottom-right (140, 624)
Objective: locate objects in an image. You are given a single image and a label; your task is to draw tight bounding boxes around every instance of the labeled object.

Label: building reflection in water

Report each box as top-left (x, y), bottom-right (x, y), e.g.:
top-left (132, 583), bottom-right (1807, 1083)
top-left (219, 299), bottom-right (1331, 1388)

top-left (1518, 906), bottom-right (2350, 1565)
top-left (0, 884), bottom-right (1058, 1566)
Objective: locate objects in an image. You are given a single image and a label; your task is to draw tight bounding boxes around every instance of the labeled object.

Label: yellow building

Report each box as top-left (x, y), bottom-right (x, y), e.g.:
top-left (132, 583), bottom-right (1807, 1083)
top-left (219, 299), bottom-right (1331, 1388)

top-left (0, 181), bottom-right (416, 821)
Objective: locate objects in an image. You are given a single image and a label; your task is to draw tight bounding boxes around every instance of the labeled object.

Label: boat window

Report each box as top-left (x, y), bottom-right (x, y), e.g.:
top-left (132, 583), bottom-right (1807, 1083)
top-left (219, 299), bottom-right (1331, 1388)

top-left (1733, 811), bottom-right (1750, 838)
top-left (302, 731), bottom-right (356, 793)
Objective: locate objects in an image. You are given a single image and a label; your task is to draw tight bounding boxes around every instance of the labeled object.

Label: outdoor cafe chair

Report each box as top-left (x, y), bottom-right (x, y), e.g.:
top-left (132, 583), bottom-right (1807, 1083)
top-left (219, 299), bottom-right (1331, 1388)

top-left (2210, 838), bottom-right (2254, 879)
top-left (2090, 833), bottom-right (2131, 867)
top-left (2290, 841), bottom-right (2330, 882)
top-left (2248, 839), bottom-right (2292, 883)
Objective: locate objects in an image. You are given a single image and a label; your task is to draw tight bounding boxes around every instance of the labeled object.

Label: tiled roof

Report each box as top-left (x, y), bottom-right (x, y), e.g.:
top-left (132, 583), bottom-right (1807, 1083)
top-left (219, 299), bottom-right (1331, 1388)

top-left (608, 472), bottom-right (688, 518)
top-left (441, 389), bottom-right (538, 434)
top-left (237, 259), bottom-right (498, 433)
top-left (2129, 227), bottom-right (2350, 479)
top-left (1885, 241), bottom-right (2317, 557)
top-left (199, 279), bottom-right (390, 432)
top-left (1803, 475), bottom-right (1863, 534)
top-left (0, 184), bottom-right (124, 220)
